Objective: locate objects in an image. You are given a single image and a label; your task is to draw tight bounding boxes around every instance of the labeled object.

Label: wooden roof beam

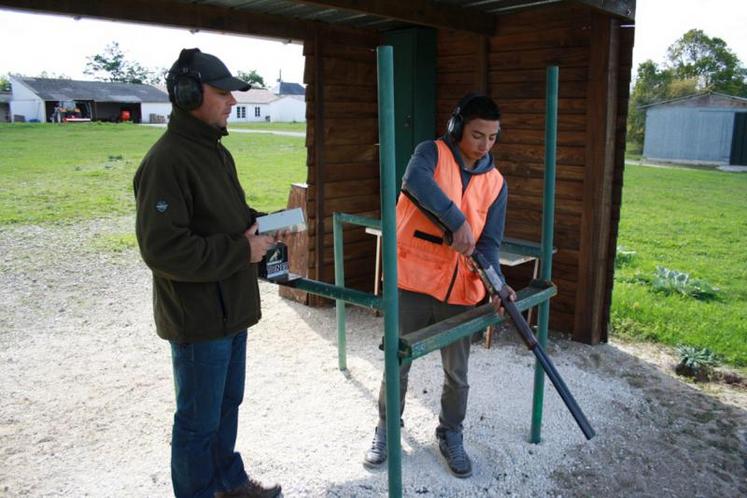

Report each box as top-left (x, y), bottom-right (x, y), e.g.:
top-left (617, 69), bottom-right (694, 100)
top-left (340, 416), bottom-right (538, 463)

top-left (0, 0), bottom-right (321, 43)
top-left (293, 0), bottom-right (497, 35)
top-left (574, 0), bottom-right (635, 20)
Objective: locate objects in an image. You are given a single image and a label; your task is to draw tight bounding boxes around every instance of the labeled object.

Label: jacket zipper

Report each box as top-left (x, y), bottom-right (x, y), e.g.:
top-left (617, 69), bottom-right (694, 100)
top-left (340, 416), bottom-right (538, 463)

top-left (216, 143), bottom-right (251, 219)
top-left (216, 281), bottom-right (228, 326)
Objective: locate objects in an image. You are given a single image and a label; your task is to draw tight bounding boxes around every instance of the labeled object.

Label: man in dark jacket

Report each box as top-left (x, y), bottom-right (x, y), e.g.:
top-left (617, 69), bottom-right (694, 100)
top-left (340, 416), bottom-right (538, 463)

top-left (134, 49), bottom-right (280, 498)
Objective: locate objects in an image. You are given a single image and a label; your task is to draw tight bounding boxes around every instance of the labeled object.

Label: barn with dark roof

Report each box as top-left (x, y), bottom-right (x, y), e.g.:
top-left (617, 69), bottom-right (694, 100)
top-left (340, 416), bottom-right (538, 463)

top-left (9, 76), bottom-right (170, 123)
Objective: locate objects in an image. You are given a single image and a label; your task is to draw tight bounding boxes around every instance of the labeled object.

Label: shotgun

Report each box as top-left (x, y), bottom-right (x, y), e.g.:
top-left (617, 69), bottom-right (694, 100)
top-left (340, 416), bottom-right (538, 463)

top-left (402, 188), bottom-right (595, 440)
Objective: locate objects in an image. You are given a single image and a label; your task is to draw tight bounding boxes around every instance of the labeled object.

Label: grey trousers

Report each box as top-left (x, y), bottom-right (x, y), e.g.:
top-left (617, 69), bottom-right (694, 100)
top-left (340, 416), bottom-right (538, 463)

top-left (377, 289), bottom-right (473, 432)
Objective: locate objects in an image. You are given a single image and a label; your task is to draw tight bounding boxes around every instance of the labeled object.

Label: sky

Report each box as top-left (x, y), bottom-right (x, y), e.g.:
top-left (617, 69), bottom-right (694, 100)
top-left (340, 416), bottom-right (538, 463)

top-left (0, 0), bottom-right (745, 86)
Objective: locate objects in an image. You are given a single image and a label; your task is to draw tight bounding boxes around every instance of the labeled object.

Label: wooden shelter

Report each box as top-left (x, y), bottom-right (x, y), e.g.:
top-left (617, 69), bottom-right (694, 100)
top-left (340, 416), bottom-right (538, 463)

top-left (1, 0), bottom-right (636, 344)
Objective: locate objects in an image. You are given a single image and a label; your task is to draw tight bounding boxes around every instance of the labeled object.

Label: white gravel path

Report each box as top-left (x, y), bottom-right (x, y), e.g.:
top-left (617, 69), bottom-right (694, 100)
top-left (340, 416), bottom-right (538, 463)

top-left (1, 217), bottom-right (745, 497)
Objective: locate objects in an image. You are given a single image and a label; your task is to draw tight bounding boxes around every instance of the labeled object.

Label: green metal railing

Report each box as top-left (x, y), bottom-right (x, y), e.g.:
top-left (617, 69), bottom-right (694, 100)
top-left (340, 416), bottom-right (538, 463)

top-left (333, 213), bottom-right (382, 371)
top-left (530, 65), bottom-right (559, 444)
top-left (377, 46), bottom-right (404, 497)
top-left (276, 50), bottom-right (559, 498)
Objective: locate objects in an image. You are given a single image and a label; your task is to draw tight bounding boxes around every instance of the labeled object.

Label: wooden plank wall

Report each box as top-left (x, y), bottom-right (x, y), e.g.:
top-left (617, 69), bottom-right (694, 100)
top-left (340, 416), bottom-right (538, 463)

top-left (437, 3), bottom-right (629, 340)
top-left (303, 28), bottom-right (381, 301)
top-left (601, 23), bottom-right (635, 340)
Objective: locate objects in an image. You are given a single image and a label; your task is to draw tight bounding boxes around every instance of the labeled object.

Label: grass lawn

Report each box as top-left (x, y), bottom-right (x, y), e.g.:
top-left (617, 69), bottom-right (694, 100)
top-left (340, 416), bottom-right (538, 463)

top-left (0, 122), bottom-right (307, 225)
top-left (613, 164), bottom-right (747, 367)
top-left (2, 123), bottom-right (745, 367)
top-left (229, 122), bottom-right (306, 132)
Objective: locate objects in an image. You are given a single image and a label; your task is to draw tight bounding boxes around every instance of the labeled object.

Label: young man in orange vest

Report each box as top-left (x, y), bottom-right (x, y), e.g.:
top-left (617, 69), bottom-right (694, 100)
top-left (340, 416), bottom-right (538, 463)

top-left (363, 93), bottom-right (515, 478)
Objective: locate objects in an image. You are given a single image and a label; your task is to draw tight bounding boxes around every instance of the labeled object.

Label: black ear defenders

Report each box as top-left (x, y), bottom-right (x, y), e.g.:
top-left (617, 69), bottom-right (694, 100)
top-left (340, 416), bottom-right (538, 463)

top-left (446, 93), bottom-right (501, 142)
top-left (167, 48), bottom-right (203, 111)
top-left (446, 93), bottom-right (479, 142)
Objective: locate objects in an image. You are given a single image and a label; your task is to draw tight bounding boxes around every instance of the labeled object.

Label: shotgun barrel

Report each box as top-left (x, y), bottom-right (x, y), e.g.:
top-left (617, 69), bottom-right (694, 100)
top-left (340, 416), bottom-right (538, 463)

top-left (402, 188), bottom-right (595, 440)
top-left (470, 251), bottom-right (595, 440)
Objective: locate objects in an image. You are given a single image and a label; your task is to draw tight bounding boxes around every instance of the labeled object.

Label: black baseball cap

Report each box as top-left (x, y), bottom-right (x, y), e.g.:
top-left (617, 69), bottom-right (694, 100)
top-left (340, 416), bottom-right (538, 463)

top-left (172, 49), bottom-right (251, 92)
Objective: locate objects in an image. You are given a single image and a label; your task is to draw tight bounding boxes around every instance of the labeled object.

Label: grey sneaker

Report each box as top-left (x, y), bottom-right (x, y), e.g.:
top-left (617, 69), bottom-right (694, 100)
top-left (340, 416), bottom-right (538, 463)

top-left (363, 425), bottom-right (387, 468)
top-left (436, 427), bottom-right (473, 478)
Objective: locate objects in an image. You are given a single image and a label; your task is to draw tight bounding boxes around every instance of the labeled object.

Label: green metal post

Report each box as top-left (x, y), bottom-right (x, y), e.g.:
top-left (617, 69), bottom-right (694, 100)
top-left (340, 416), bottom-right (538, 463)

top-left (333, 212), bottom-right (381, 370)
top-left (333, 212), bottom-right (347, 371)
top-left (530, 66), bottom-right (559, 443)
top-left (377, 46), bottom-right (402, 498)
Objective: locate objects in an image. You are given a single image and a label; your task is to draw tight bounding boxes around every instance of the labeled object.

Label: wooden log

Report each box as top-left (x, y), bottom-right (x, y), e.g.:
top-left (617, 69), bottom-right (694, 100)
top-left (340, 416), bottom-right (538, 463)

top-left (305, 83), bottom-right (378, 103)
top-left (498, 160), bottom-right (586, 182)
top-left (489, 25), bottom-right (591, 52)
top-left (279, 183), bottom-right (311, 304)
top-left (496, 112), bottom-right (587, 131)
top-left (307, 144), bottom-right (378, 165)
top-left (488, 66), bottom-right (589, 84)
top-left (506, 206), bottom-right (580, 231)
top-left (508, 192), bottom-right (583, 216)
top-left (437, 54), bottom-right (483, 73)
top-left (437, 30), bottom-right (481, 56)
top-left (307, 178), bottom-right (380, 199)
top-left (493, 143), bottom-right (586, 166)
top-left (307, 161), bottom-right (380, 182)
top-left (487, 80), bottom-right (588, 99)
top-left (307, 101), bottom-right (378, 119)
top-left (487, 47), bottom-right (590, 70)
top-left (306, 117), bottom-right (379, 146)
top-left (499, 128), bottom-right (586, 147)
top-left (498, 98), bottom-right (587, 114)
top-left (307, 193), bottom-right (381, 217)
top-left (493, 4), bottom-right (593, 36)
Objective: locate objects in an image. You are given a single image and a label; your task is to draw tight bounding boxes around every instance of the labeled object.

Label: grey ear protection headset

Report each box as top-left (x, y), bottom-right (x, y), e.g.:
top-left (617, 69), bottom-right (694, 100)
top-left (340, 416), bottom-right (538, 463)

top-left (167, 48), bottom-right (203, 111)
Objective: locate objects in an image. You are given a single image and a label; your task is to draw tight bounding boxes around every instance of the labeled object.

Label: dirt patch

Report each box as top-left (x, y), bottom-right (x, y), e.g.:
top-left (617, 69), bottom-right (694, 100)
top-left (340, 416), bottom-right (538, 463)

top-left (1, 217), bottom-right (745, 497)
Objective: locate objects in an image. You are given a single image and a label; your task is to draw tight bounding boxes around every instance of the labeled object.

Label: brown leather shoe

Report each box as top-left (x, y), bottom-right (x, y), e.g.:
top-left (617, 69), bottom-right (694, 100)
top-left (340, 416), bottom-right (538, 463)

top-left (214, 478), bottom-right (282, 498)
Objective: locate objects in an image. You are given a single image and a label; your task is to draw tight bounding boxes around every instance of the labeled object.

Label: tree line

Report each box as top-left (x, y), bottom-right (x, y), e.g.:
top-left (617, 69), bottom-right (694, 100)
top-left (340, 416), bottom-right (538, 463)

top-left (0, 41), bottom-right (267, 91)
top-left (627, 29), bottom-right (747, 151)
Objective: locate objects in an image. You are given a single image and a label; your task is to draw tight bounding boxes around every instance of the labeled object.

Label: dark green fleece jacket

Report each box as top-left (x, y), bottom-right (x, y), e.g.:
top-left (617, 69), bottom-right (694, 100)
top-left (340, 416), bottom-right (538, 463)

top-left (133, 108), bottom-right (261, 342)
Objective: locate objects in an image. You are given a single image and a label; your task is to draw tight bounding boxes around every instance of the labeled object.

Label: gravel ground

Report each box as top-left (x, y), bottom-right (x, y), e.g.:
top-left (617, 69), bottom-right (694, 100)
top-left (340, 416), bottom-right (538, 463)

top-left (1, 216), bottom-right (745, 497)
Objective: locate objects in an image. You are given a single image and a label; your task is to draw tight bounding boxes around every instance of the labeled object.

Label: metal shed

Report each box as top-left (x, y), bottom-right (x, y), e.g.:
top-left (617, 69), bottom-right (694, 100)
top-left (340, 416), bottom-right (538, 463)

top-left (0, 0), bottom-right (637, 345)
top-left (642, 92), bottom-right (747, 166)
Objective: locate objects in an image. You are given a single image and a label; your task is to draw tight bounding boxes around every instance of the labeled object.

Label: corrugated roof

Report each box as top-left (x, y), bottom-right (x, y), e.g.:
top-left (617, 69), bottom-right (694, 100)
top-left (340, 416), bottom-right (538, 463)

top-left (640, 92), bottom-right (747, 109)
top-left (0, 1), bottom-right (635, 51)
top-left (272, 82), bottom-right (305, 96)
top-left (15, 77), bottom-right (170, 103)
top-left (180, 1), bottom-right (634, 30)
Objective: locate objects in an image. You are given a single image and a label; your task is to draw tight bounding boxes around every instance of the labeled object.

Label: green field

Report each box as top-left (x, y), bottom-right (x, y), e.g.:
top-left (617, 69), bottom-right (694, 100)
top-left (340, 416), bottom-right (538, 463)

top-left (612, 164), bottom-right (747, 367)
top-left (0, 122), bottom-right (307, 224)
top-left (229, 122), bottom-right (306, 132)
top-left (1, 123), bottom-right (745, 367)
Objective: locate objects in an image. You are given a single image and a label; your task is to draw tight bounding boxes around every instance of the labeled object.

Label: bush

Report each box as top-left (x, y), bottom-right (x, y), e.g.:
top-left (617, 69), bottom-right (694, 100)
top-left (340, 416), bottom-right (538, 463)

top-left (675, 345), bottom-right (719, 381)
top-left (651, 266), bottom-right (719, 301)
top-left (615, 246), bottom-right (637, 268)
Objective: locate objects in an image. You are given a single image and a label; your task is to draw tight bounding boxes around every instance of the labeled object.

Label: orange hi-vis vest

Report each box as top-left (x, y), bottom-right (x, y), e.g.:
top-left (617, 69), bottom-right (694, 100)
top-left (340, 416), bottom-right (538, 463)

top-left (397, 139), bottom-right (504, 305)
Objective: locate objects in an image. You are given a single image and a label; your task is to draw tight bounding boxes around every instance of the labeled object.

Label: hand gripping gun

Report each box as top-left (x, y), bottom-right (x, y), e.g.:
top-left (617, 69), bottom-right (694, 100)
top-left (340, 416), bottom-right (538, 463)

top-left (402, 189), bottom-right (595, 440)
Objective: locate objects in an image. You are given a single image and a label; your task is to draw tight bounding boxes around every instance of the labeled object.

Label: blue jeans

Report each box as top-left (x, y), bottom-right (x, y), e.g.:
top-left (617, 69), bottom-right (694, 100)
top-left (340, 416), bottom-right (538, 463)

top-left (170, 330), bottom-right (248, 498)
